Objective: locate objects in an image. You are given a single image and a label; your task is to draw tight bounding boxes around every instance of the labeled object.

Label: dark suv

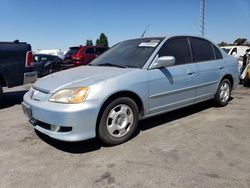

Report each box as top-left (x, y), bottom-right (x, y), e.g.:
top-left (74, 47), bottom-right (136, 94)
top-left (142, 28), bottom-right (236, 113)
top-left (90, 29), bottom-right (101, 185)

top-left (0, 40), bottom-right (37, 101)
top-left (62, 46), bottom-right (108, 69)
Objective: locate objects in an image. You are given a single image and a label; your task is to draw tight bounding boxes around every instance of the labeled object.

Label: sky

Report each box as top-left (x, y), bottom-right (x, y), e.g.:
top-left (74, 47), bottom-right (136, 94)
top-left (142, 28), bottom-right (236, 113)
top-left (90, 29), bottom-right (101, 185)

top-left (0, 0), bottom-right (249, 51)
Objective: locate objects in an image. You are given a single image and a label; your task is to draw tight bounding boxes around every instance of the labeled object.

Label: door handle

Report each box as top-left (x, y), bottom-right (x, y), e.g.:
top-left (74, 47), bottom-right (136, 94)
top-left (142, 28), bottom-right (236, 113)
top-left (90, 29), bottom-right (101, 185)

top-left (187, 71), bottom-right (195, 75)
top-left (219, 66), bottom-right (225, 70)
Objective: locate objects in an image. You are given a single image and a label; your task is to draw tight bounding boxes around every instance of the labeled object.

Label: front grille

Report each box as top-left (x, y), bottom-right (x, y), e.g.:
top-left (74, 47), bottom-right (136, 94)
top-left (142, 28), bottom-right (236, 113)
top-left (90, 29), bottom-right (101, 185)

top-left (30, 119), bottom-right (72, 133)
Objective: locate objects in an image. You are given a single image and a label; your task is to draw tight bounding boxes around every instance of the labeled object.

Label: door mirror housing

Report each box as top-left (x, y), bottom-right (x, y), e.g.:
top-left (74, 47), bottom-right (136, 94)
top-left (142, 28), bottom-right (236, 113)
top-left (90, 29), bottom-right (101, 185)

top-left (150, 56), bottom-right (175, 69)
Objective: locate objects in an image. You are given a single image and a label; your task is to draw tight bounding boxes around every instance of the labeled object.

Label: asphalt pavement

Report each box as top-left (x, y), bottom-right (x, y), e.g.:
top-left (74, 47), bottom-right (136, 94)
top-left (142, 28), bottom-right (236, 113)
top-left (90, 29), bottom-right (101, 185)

top-left (0, 85), bottom-right (250, 188)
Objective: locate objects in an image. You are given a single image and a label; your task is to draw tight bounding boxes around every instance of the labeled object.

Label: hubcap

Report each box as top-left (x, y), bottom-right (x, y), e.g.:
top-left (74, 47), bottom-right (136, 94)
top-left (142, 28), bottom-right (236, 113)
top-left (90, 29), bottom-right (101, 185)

top-left (220, 82), bottom-right (230, 103)
top-left (106, 104), bottom-right (134, 137)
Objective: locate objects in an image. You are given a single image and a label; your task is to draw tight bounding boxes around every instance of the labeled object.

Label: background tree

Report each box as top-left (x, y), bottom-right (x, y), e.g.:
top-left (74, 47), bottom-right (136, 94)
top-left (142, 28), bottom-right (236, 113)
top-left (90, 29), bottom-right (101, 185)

top-left (234, 38), bottom-right (247, 46)
top-left (96, 33), bottom-right (109, 47)
top-left (95, 39), bottom-right (100, 46)
top-left (86, 40), bottom-right (93, 46)
top-left (218, 41), bottom-right (228, 47)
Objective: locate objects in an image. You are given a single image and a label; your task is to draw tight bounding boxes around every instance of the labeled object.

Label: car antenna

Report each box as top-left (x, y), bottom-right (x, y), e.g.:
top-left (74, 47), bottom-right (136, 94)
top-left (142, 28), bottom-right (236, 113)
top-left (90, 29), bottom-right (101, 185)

top-left (141, 24), bottom-right (150, 38)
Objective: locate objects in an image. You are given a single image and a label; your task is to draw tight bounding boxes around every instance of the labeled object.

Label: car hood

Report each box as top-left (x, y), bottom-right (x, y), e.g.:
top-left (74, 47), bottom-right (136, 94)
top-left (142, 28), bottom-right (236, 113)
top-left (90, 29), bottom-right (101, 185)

top-left (32, 66), bottom-right (136, 93)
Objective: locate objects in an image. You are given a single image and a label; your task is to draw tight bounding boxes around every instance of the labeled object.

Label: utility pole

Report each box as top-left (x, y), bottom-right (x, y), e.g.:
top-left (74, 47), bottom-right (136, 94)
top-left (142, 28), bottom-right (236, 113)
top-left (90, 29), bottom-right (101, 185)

top-left (200, 0), bottom-right (205, 36)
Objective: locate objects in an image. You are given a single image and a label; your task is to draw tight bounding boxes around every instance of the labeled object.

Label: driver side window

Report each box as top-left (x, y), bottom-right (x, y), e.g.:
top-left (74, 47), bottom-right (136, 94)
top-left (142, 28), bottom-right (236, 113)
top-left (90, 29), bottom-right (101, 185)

top-left (158, 37), bottom-right (192, 66)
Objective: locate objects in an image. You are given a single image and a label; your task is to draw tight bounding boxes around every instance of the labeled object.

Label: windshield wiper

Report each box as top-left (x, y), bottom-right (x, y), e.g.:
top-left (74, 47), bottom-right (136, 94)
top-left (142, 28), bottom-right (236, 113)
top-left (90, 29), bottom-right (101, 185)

top-left (123, 64), bottom-right (138, 68)
top-left (95, 63), bottom-right (128, 68)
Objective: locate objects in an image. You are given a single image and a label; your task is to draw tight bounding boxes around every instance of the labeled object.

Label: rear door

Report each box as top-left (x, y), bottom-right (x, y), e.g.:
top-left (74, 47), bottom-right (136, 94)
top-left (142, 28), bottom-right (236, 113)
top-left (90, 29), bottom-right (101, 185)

top-left (84, 47), bottom-right (96, 64)
top-left (189, 37), bottom-right (224, 101)
top-left (147, 37), bottom-right (198, 115)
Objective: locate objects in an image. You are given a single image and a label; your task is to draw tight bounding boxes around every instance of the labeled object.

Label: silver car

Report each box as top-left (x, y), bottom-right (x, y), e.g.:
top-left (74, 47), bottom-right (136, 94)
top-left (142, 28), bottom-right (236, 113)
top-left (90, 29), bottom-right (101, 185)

top-left (22, 36), bottom-right (239, 145)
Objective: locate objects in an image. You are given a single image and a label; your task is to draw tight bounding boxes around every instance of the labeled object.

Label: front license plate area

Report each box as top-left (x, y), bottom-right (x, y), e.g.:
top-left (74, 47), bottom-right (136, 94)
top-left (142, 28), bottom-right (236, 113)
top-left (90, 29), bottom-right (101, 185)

top-left (22, 103), bottom-right (32, 119)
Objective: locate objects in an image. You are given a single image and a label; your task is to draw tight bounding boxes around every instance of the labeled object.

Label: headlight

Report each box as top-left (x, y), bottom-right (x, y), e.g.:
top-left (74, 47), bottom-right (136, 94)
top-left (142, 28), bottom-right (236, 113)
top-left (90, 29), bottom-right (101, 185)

top-left (49, 87), bottom-right (89, 104)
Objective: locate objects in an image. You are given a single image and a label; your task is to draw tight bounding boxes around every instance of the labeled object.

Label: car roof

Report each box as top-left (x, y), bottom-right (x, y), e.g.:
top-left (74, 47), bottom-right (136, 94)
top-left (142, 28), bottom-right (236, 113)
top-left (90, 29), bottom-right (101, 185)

top-left (69, 45), bottom-right (108, 49)
top-left (221, 46), bottom-right (250, 49)
top-left (126, 35), bottom-right (217, 44)
top-left (34, 54), bottom-right (58, 57)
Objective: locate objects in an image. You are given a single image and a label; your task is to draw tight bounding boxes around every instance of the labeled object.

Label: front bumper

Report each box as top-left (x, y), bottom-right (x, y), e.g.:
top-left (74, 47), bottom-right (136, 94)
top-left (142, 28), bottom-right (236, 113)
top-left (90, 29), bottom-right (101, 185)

top-left (22, 91), bottom-right (100, 142)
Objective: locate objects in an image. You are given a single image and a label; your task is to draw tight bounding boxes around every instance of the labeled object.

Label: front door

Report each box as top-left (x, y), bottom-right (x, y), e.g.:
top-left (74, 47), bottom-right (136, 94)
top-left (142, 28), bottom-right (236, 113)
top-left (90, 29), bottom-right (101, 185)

top-left (147, 37), bottom-right (198, 115)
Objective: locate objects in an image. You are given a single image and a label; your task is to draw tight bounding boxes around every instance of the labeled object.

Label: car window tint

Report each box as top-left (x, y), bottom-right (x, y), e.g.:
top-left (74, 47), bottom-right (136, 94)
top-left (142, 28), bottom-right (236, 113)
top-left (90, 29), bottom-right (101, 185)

top-left (48, 56), bottom-right (55, 61)
top-left (222, 48), bottom-right (231, 54)
top-left (90, 38), bottom-right (163, 68)
top-left (213, 45), bottom-right (223, 59)
top-left (33, 56), bottom-right (40, 62)
top-left (230, 47), bottom-right (237, 55)
top-left (95, 47), bottom-right (107, 55)
top-left (190, 38), bottom-right (215, 62)
top-left (65, 47), bottom-right (80, 56)
top-left (41, 56), bottom-right (48, 61)
top-left (85, 48), bottom-right (95, 54)
top-left (158, 38), bottom-right (191, 65)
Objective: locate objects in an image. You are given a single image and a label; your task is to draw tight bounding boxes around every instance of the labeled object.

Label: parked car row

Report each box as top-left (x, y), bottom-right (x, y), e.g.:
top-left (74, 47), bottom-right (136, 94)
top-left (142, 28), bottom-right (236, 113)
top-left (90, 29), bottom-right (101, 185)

top-left (221, 45), bottom-right (250, 73)
top-left (62, 45), bottom-right (108, 69)
top-left (33, 45), bottom-right (108, 77)
top-left (0, 41), bottom-right (108, 100)
top-left (33, 54), bottom-right (62, 77)
top-left (22, 35), bottom-right (239, 145)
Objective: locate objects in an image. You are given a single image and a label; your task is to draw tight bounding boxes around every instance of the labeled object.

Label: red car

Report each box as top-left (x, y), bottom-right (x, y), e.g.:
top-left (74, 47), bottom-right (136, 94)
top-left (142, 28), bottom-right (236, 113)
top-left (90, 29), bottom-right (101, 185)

top-left (62, 46), bottom-right (108, 69)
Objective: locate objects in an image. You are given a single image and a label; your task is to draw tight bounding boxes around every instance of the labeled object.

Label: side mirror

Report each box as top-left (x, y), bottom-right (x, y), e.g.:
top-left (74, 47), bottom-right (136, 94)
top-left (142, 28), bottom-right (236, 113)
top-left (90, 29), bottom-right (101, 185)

top-left (150, 56), bottom-right (175, 69)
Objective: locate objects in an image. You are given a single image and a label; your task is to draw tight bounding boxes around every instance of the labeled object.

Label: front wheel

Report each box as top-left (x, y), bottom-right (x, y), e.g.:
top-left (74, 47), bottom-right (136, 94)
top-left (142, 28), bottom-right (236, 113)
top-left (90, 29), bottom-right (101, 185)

top-left (214, 79), bottom-right (231, 107)
top-left (98, 97), bottom-right (139, 145)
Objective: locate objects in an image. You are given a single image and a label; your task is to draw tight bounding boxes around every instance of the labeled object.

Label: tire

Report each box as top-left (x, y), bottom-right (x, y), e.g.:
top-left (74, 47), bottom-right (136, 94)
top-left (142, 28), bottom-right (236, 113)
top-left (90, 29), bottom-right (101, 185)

top-left (98, 97), bottom-right (139, 145)
top-left (53, 63), bottom-right (60, 73)
top-left (48, 66), bottom-right (53, 74)
top-left (243, 79), bottom-right (249, 87)
top-left (214, 79), bottom-right (231, 107)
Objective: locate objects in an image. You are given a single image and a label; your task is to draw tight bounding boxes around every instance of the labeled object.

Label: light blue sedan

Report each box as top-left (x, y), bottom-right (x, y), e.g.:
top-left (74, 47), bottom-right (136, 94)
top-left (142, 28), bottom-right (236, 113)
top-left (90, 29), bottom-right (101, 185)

top-left (22, 36), bottom-right (239, 145)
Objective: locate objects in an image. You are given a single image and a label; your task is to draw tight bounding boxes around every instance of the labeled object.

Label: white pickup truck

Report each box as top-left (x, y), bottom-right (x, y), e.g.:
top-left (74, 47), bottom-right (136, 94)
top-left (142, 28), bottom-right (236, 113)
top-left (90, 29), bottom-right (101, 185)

top-left (221, 46), bottom-right (250, 72)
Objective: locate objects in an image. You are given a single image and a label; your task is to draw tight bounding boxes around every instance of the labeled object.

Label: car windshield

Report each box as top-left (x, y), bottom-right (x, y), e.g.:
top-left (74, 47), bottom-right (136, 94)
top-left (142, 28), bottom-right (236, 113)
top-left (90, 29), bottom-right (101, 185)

top-left (65, 47), bottom-right (80, 57)
top-left (33, 55), bottom-right (41, 62)
top-left (90, 38), bottom-right (163, 68)
top-left (222, 48), bottom-right (231, 54)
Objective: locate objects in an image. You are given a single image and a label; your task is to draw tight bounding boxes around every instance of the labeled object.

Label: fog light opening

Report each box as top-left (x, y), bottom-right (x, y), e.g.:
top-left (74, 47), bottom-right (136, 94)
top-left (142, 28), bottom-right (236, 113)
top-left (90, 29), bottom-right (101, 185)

top-left (50, 125), bottom-right (60, 132)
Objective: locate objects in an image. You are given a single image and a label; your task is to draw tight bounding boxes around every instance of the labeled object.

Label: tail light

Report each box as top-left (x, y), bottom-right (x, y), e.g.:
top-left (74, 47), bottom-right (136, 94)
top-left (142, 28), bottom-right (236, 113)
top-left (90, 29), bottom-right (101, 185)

top-left (25, 51), bottom-right (33, 67)
top-left (72, 54), bottom-right (81, 61)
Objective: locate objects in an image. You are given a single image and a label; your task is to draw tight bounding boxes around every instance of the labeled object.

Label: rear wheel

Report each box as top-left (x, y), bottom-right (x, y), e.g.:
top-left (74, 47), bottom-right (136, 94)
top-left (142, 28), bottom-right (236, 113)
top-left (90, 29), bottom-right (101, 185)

top-left (48, 65), bottom-right (54, 74)
top-left (98, 97), bottom-right (139, 145)
top-left (214, 79), bottom-right (231, 107)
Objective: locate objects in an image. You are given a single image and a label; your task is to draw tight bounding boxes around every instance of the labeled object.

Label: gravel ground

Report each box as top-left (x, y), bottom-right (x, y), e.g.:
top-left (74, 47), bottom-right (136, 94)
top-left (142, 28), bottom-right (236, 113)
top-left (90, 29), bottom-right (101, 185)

top-left (0, 85), bottom-right (250, 188)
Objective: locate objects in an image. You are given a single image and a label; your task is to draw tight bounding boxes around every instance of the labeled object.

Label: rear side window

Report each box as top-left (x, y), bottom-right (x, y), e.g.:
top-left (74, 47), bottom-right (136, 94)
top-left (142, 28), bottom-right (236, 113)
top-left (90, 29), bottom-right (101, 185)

top-left (95, 47), bottom-right (107, 55)
top-left (190, 38), bottom-right (214, 62)
top-left (85, 48), bottom-right (94, 54)
top-left (40, 56), bottom-right (49, 61)
top-left (213, 45), bottom-right (223, 59)
top-left (158, 37), bottom-right (192, 65)
top-left (230, 48), bottom-right (237, 55)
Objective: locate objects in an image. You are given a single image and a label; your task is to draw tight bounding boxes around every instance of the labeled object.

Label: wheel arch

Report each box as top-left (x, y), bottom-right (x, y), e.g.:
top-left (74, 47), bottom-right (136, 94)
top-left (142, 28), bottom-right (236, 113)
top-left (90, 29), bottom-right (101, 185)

top-left (95, 90), bottom-right (144, 133)
top-left (220, 74), bottom-right (234, 89)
